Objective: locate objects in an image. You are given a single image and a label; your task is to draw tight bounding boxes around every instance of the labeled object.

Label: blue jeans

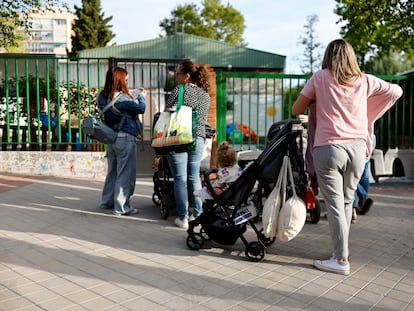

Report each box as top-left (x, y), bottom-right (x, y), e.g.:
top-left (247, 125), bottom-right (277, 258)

top-left (353, 136), bottom-right (375, 207)
top-left (100, 133), bottom-right (137, 214)
top-left (353, 160), bottom-right (370, 207)
top-left (166, 137), bottom-right (204, 220)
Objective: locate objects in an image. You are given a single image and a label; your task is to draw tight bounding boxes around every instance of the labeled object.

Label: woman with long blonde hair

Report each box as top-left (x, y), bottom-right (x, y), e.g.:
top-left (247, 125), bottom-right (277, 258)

top-left (293, 39), bottom-right (402, 275)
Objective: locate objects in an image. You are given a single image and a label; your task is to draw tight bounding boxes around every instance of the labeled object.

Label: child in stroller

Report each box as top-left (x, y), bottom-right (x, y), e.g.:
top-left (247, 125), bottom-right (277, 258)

top-left (194, 141), bottom-right (241, 201)
top-left (187, 119), bottom-right (314, 262)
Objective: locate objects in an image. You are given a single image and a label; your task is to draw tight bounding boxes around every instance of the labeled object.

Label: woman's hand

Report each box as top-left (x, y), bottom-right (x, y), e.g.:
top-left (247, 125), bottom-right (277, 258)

top-left (298, 114), bottom-right (309, 124)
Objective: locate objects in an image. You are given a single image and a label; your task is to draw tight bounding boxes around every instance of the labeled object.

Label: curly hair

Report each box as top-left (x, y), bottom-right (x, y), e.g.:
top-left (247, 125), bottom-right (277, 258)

top-left (179, 60), bottom-right (210, 93)
top-left (215, 141), bottom-right (237, 168)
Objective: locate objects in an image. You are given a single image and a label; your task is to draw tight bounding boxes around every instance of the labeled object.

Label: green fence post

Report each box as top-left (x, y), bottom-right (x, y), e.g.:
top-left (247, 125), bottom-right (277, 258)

top-left (215, 69), bottom-right (226, 144)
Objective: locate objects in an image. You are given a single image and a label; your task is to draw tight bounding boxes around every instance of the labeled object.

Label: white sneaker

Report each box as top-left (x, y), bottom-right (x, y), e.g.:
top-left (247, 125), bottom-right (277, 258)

top-left (313, 257), bottom-right (350, 275)
top-left (174, 217), bottom-right (189, 229)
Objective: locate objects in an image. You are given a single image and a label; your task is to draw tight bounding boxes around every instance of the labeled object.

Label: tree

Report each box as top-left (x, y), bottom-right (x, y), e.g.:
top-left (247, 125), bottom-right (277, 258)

top-left (159, 0), bottom-right (246, 46)
top-left (70, 0), bottom-right (115, 55)
top-left (364, 50), bottom-right (414, 75)
top-left (297, 14), bottom-right (323, 74)
top-left (0, 0), bottom-right (66, 49)
top-left (334, 0), bottom-right (414, 70)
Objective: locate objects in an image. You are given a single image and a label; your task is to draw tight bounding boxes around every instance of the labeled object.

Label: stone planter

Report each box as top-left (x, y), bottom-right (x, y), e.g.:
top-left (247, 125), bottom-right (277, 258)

top-left (398, 149), bottom-right (414, 180)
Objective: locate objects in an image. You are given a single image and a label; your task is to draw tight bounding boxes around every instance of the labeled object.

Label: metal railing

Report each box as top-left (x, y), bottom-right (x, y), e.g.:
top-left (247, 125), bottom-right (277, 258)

top-left (0, 55), bottom-right (183, 151)
top-left (216, 70), bottom-right (414, 152)
top-left (1, 55), bottom-right (413, 153)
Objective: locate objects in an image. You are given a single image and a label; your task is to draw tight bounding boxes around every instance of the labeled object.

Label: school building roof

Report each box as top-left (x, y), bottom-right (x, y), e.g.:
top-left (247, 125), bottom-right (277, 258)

top-left (78, 33), bottom-right (286, 72)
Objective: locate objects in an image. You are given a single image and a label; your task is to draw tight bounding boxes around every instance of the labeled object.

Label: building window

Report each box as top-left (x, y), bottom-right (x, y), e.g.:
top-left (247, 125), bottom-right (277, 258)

top-left (55, 19), bottom-right (67, 25)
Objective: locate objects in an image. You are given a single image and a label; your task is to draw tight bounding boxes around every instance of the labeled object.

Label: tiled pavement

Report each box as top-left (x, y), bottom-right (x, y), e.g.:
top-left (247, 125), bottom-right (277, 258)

top-left (0, 173), bottom-right (413, 311)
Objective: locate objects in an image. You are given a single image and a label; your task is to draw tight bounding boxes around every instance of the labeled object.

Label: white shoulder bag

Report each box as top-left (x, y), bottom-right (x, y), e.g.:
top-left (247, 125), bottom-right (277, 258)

top-left (277, 156), bottom-right (307, 242)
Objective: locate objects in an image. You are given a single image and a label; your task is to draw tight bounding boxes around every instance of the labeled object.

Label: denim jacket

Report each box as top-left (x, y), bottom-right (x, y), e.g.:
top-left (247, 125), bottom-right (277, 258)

top-left (97, 92), bottom-right (146, 137)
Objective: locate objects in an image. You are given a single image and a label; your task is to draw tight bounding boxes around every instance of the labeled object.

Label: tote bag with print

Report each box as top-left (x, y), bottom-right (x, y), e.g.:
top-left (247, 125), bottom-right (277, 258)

top-left (152, 85), bottom-right (198, 155)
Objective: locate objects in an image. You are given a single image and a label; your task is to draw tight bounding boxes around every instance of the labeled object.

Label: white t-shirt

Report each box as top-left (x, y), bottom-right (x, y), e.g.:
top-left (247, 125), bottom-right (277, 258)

top-left (212, 164), bottom-right (241, 189)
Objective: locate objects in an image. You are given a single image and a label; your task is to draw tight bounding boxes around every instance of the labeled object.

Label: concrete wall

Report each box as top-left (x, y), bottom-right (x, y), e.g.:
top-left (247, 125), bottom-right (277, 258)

top-left (0, 151), bottom-right (108, 180)
top-left (398, 149), bottom-right (414, 180)
top-left (0, 142), bottom-right (157, 180)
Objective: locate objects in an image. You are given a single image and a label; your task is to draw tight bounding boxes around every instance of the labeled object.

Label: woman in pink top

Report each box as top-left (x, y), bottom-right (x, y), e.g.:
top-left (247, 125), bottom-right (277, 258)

top-left (293, 39), bottom-right (403, 275)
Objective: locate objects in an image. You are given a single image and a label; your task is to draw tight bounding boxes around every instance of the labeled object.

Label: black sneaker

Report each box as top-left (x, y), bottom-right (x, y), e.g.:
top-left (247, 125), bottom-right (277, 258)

top-left (358, 198), bottom-right (373, 215)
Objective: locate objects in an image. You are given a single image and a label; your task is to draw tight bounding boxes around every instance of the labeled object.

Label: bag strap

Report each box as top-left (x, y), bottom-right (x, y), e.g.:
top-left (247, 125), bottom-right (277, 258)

top-left (96, 93), bottom-right (128, 132)
top-left (286, 157), bottom-right (297, 197)
top-left (171, 84), bottom-right (185, 112)
top-left (281, 156), bottom-right (288, 204)
top-left (109, 96), bottom-right (144, 147)
top-left (97, 93), bottom-right (122, 118)
top-left (110, 103), bottom-right (143, 138)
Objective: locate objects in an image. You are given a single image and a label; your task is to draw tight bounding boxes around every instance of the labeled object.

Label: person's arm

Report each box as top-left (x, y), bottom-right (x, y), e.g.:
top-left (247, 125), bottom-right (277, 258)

top-left (366, 74), bottom-right (403, 122)
top-left (135, 94), bottom-right (146, 109)
top-left (292, 94), bottom-right (313, 116)
top-left (132, 88), bottom-right (147, 107)
top-left (165, 86), bottom-right (179, 111)
top-left (118, 95), bottom-right (146, 116)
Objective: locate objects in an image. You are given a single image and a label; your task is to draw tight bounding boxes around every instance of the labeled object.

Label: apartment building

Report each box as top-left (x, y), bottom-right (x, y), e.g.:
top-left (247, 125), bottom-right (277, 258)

top-left (25, 8), bottom-right (75, 55)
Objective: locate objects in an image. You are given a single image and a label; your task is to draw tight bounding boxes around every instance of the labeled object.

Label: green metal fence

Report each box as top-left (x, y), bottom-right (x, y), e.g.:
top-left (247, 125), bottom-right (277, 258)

top-left (1, 55), bottom-right (413, 153)
top-left (0, 55), bottom-right (182, 151)
top-left (216, 70), bottom-right (414, 152)
top-left (0, 55), bottom-right (109, 151)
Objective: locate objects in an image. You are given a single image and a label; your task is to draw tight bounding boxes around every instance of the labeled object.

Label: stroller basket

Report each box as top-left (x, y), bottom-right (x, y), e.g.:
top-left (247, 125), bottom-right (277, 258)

top-left (202, 210), bottom-right (247, 245)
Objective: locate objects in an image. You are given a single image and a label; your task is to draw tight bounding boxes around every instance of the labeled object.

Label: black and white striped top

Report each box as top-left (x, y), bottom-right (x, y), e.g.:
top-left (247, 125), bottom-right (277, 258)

top-left (167, 84), bottom-right (210, 138)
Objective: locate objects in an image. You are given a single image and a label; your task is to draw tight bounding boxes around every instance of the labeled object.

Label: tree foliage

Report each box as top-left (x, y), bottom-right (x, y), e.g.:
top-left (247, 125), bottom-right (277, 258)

top-left (365, 51), bottom-right (414, 75)
top-left (335, 0), bottom-right (414, 70)
top-left (297, 14), bottom-right (323, 74)
top-left (0, 0), bottom-right (67, 49)
top-left (159, 0), bottom-right (246, 46)
top-left (70, 0), bottom-right (115, 55)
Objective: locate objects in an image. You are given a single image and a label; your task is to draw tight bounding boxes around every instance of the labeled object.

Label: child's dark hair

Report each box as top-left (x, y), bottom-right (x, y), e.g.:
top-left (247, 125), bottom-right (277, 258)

top-left (215, 141), bottom-right (237, 167)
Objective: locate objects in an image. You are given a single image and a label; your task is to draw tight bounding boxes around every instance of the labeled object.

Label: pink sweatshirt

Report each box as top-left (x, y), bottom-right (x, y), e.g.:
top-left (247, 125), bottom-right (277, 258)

top-left (301, 69), bottom-right (403, 158)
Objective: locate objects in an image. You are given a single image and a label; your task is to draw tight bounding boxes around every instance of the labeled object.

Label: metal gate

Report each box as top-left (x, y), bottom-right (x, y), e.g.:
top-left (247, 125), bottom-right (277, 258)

top-left (0, 55), bottom-right (185, 151)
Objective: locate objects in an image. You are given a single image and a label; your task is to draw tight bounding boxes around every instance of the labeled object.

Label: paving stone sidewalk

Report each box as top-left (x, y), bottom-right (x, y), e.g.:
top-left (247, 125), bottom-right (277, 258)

top-left (0, 174), bottom-right (413, 311)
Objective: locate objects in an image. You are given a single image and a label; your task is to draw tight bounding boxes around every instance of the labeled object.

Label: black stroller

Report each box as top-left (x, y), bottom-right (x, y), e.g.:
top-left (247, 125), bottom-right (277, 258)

top-left (152, 155), bottom-right (175, 219)
top-left (186, 119), bottom-right (309, 262)
top-left (255, 120), bottom-right (321, 224)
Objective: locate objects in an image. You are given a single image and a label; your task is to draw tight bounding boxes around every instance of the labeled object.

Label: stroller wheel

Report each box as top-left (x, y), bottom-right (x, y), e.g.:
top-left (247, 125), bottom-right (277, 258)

top-left (308, 198), bottom-right (321, 224)
top-left (258, 231), bottom-right (276, 247)
top-left (160, 201), bottom-right (169, 219)
top-left (186, 233), bottom-right (204, 250)
top-left (245, 241), bottom-right (265, 262)
top-left (152, 193), bottom-right (161, 206)
top-left (160, 193), bottom-right (175, 219)
top-left (200, 228), bottom-right (211, 241)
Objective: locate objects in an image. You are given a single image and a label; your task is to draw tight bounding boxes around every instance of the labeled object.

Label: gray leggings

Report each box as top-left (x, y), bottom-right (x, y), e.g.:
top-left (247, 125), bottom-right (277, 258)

top-left (313, 140), bottom-right (366, 260)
